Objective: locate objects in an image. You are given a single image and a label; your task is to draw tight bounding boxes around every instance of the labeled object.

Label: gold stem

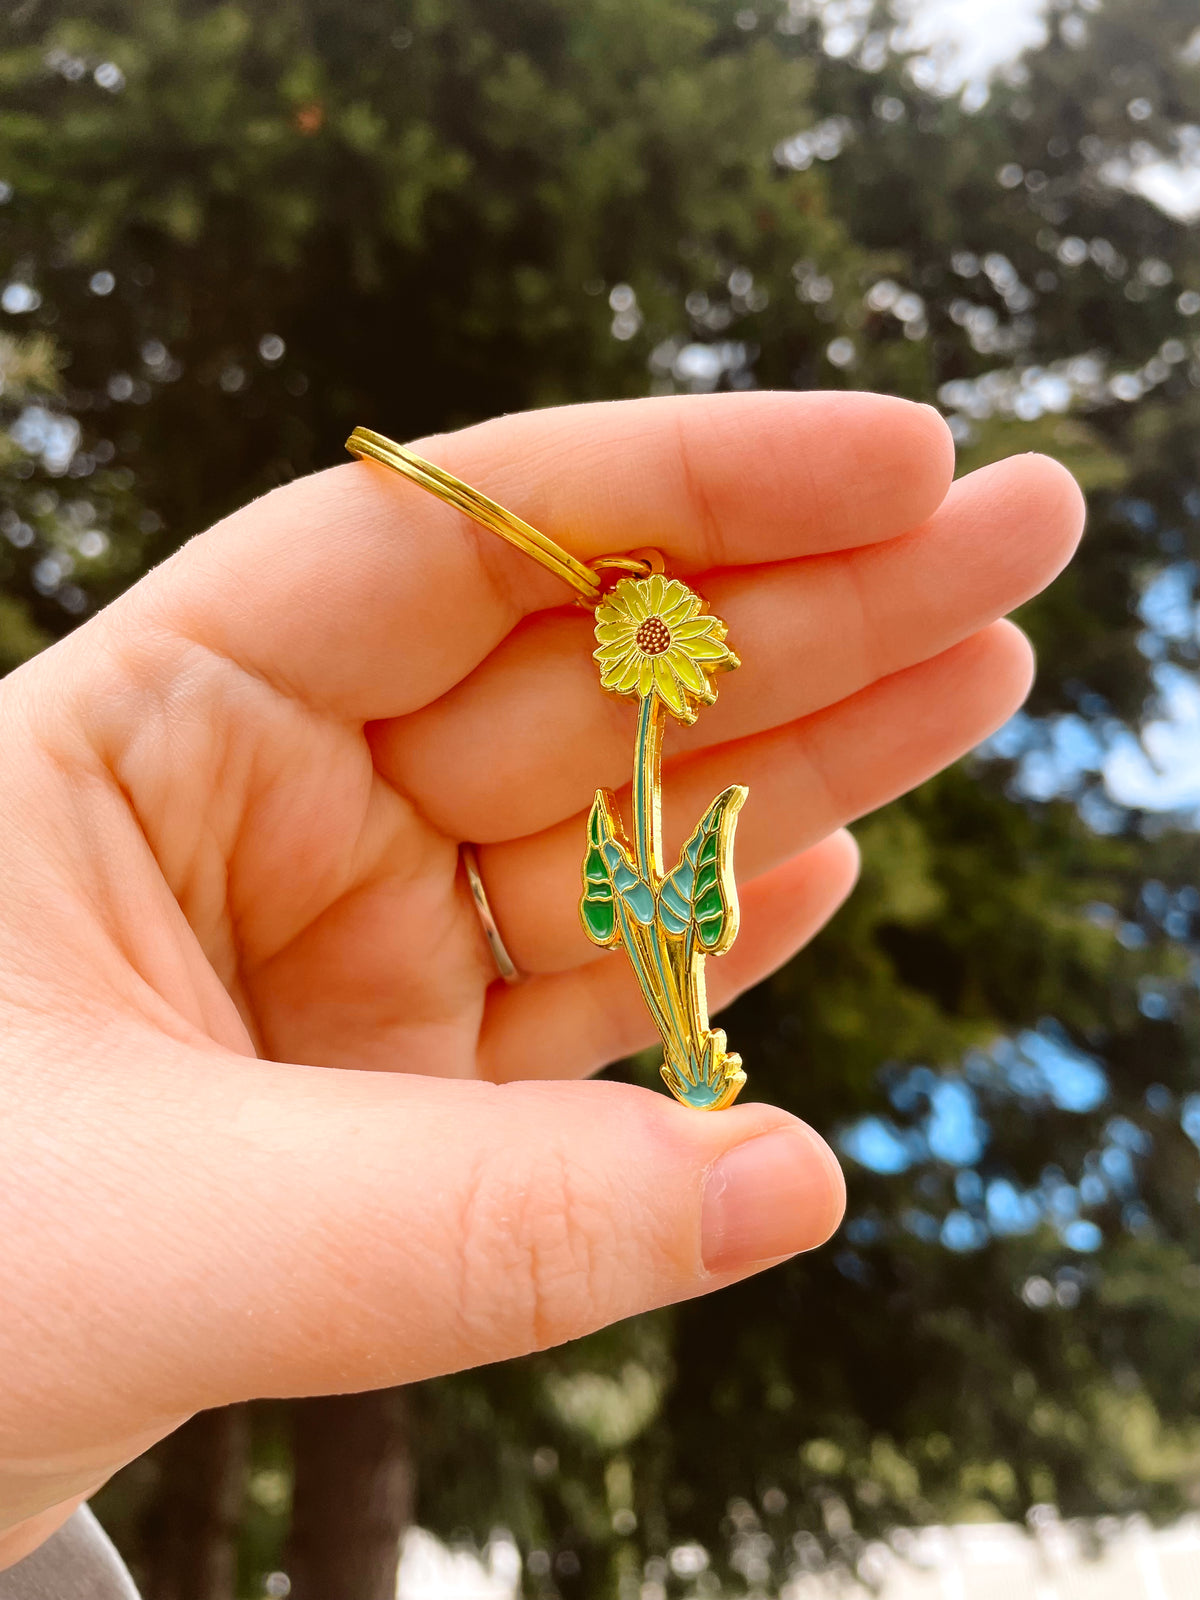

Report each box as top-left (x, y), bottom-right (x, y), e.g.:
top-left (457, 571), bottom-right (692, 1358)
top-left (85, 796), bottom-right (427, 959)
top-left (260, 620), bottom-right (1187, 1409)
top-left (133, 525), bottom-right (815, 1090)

top-left (631, 692), bottom-right (665, 884)
top-left (629, 692), bottom-right (700, 1076)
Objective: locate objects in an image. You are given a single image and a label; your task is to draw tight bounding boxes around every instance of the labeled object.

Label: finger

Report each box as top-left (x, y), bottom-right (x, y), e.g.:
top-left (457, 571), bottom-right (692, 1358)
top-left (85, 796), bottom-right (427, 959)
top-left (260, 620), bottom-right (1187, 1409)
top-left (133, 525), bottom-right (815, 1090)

top-left (105, 393), bottom-right (952, 722)
top-left (10, 1040), bottom-right (847, 1432)
top-left (480, 620), bottom-right (1032, 974)
top-left (478, 831), bottom-right (861, 1084)
top-left (374, 452), bottom-right (1082, 840)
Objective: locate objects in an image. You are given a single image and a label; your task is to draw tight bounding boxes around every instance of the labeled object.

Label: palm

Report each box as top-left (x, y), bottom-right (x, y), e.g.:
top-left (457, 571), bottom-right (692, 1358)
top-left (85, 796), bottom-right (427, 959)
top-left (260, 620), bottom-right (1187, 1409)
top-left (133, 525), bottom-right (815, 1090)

top-left (182, 700), bottom-right (483, 1076)
top-left (71, 393), bottom-right (1081, 1092)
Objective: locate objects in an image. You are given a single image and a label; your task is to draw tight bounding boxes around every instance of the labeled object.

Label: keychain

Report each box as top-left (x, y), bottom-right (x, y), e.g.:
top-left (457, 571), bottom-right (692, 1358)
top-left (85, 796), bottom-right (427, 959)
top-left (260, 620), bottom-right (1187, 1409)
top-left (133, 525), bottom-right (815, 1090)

top-left (347, 427), bottom-right (748, 1110)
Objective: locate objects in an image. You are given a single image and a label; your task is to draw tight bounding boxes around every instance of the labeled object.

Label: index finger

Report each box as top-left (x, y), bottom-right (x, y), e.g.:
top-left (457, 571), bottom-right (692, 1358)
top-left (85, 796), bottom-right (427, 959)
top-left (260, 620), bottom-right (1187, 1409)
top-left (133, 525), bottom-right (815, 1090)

top-left (125, 391), bottom-right (953, 722)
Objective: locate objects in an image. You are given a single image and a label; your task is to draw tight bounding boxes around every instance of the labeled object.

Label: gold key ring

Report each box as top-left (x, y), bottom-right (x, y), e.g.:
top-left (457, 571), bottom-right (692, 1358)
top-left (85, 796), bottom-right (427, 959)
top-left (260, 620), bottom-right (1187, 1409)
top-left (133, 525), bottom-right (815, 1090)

top-left (347, 426), bottom-right (606, 601)
top-left (346, 425), bottom-right (750, 1111)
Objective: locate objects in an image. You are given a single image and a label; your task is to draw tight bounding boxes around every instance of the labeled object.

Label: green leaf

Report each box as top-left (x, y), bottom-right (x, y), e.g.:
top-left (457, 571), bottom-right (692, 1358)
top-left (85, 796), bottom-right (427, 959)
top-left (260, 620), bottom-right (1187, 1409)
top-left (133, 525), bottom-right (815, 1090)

top-left (580, 791), bottom-right (655, 946)
top-left (658, 785), bottom-right (747, 951)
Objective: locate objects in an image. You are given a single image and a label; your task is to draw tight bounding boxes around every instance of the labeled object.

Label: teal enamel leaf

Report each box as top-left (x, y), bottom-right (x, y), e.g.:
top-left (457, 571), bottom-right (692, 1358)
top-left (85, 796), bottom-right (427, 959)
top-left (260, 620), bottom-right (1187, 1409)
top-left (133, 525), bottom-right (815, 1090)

top-left (658, 785), bottom-right (746, 948)
top-left (580, 792), bottom-right (655, 943)
top-left (603, 840), bottom-right (656, 924)
top-left (674, 1076), bottom-right (726, 1109)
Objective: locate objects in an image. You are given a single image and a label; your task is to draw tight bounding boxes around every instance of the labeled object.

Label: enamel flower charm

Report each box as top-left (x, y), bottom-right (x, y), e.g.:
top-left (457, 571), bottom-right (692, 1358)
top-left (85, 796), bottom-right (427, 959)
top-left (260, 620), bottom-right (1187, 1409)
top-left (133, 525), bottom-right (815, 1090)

top-left (344, 429), bottom-right (756, 1111)
top-left (581, 572), bottom-right (748, 1110)
top-left (593, 574), bottom-right (740, 721)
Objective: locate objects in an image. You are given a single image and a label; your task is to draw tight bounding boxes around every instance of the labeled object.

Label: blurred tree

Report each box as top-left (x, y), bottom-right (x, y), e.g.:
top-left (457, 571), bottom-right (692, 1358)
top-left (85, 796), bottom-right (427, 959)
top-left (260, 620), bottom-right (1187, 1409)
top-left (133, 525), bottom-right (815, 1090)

top-left (0, 326), bottom-right (144, 665)
top-left (4, 0), bottom-right (1200, 1596)
top-left (283, 1392), bottom-right (414, 1600)
top-left (0, 330), bottom-right (59, 667)
top-left (138, 1410), bottom-right (249, 1600)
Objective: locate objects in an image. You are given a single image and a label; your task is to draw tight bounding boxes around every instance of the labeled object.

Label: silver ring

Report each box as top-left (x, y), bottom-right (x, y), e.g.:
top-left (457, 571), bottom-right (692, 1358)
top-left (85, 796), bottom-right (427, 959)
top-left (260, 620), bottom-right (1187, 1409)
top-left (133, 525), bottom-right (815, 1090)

top-left (460, 843), bottom-right (522, 984)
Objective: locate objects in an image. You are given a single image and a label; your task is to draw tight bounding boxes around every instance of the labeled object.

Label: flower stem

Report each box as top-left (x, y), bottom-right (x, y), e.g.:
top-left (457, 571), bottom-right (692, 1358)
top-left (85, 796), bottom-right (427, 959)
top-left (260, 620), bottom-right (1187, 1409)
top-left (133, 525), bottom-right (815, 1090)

top-left (613, 901), bottom-right (674, 1044)
top-left (632, 692), bottom-right (664, 884)
top-left (629, 691), bottom-right (702, 1080)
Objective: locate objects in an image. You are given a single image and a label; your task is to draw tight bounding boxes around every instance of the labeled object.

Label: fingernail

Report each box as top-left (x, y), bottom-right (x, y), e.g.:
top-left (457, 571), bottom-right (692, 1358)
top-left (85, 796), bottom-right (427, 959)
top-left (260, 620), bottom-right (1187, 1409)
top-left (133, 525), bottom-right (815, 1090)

top-left (701, 1126), bottom-right (844, 1273)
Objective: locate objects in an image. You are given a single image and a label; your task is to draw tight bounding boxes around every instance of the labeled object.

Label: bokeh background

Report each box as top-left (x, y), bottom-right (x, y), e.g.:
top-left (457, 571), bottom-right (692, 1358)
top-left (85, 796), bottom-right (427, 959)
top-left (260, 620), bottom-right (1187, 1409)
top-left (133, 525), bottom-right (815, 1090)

top-left (3, 1), bottom-right (1200, 1596)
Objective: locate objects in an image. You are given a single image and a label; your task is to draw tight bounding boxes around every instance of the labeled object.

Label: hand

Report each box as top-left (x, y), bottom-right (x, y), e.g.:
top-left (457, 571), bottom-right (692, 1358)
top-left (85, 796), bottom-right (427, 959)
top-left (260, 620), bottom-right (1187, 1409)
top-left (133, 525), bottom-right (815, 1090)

top-left (0, 392), bottom-right (1082, 1562)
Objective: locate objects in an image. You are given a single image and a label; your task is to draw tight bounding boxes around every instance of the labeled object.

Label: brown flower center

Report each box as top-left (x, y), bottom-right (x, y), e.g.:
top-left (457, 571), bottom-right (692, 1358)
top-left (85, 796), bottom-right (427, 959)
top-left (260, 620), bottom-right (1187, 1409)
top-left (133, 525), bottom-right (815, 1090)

top-left (635, 616), bottom-right (671, 656)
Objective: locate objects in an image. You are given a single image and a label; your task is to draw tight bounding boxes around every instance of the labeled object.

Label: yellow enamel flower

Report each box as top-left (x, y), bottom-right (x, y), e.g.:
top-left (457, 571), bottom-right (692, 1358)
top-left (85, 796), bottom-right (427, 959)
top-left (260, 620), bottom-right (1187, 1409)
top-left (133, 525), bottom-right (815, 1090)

top-left (593, 574), bottom-right (739, 722)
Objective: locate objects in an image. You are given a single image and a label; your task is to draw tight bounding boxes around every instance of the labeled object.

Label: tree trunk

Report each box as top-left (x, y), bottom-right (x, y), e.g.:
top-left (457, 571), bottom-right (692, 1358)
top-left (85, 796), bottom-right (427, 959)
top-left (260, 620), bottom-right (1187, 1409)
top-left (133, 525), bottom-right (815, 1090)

top-left (283, 1390), bottom-right (414, 1600)
top-left (140, 1406), bottom-right (249, 1600)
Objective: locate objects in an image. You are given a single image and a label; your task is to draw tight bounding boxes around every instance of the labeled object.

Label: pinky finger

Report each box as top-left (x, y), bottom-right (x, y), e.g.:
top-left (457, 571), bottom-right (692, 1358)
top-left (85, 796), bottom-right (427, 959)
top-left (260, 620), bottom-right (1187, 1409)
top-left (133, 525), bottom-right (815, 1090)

top-left (477, 830), bottom-right (861, 1086)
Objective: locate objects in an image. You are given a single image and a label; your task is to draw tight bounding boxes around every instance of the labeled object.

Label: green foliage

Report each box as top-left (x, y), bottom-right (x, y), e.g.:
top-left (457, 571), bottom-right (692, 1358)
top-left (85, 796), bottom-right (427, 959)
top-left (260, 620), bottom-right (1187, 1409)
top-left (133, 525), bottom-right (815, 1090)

top-left (0, 326), bottom-right (149, 663)
top-left (14, 0), bottom-right (1200, 1594)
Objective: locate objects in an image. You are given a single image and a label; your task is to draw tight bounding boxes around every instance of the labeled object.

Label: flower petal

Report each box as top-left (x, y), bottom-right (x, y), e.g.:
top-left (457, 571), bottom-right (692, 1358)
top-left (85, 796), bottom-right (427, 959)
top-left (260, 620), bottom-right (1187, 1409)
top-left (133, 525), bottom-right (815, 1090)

top-left (637, 656), bottom-right (656, 697)
top-left (653, 656), bottom-right (690, 718)
top-left (659, 577), bottom-right (696, 615)
top-left (597, 640), bottom-right (639, 683)
top-left (684, 635), bottom-right (735, 663)
top-left (663, 593), bottom-right (702, 627)
top-left (647, 572), bottom-right (667, 614)
top-left (669, 649), bottom-right (712, 697)
top-left (670, 615), bottom-right (724, 641)
top-left (595, 620), bottom-right (637, 644)
top-left (616, 577), bottom-right (652, 621)
top-left (610, 652), bottom-right (644, 692)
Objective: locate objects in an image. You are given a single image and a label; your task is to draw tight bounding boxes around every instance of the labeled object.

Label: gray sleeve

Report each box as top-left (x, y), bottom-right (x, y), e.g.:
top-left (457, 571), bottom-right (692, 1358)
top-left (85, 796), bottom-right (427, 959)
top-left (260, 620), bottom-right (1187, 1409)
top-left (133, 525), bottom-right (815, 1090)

top-left (0, 1507), bottom-right (140, 1600)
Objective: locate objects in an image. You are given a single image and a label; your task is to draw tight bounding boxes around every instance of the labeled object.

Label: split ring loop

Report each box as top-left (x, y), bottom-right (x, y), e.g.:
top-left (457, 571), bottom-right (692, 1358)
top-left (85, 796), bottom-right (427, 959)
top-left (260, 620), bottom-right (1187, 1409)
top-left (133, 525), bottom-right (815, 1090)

top-left (346, 426), bottom-right (664, 603)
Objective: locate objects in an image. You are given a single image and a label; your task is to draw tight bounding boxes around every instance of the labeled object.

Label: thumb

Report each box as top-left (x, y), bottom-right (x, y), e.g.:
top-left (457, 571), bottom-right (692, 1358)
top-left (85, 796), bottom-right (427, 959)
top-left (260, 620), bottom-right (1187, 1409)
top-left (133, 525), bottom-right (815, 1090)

top-left (27, 1049), bottom-right (845, 1412)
